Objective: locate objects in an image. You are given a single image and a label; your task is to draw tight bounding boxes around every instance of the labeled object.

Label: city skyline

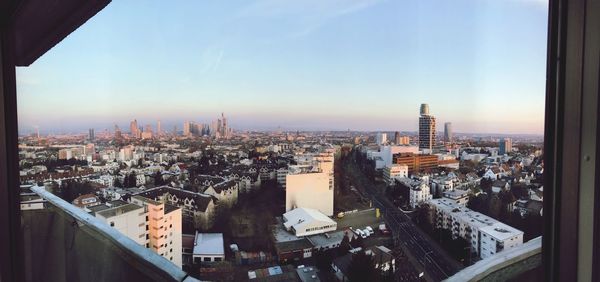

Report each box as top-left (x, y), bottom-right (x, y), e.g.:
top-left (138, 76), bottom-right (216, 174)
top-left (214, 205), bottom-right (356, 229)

top-left (16, 0), bottom-right (548, 134)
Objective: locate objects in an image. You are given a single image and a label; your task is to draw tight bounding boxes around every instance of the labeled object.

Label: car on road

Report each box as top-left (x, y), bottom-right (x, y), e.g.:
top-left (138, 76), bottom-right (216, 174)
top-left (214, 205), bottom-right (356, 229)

top-left (365, 226), bottom-right (374, 234)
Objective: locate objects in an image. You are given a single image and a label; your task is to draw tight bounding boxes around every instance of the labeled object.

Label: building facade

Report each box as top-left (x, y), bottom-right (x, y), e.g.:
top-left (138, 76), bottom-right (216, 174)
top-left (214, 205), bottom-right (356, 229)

top-left (419, 103), bottom-right (436, 151)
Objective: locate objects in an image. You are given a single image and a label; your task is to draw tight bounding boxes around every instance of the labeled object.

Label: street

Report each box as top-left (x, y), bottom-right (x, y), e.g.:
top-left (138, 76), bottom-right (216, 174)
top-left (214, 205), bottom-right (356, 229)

top-left (343, 153), bottom-right (463, 282)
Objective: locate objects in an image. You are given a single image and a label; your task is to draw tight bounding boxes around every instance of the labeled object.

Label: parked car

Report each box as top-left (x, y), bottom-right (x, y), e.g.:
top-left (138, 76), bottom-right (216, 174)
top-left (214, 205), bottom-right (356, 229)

top-left (365, 226), bottom-right (374, 235)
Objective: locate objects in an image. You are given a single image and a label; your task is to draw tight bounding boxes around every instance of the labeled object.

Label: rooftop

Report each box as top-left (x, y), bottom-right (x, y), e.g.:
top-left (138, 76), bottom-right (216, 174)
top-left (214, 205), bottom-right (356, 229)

top-left (193, 233), bottom-right (224, 256)
top-left (96, 203), bottom-right (143, 218)
top-left (283, 207), bottom-right (336, 231)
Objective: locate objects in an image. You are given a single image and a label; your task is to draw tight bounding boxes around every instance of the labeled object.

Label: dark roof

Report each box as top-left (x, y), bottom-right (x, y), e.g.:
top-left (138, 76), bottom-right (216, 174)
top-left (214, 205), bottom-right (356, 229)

top-left (135, 186), bottom-right (214, 212)
top-left (332, 254), bottom-right (353, 275)
top-left (211, 179), bottom-right (237, 193)
top-left (275, 238), bottom-right (313, 253)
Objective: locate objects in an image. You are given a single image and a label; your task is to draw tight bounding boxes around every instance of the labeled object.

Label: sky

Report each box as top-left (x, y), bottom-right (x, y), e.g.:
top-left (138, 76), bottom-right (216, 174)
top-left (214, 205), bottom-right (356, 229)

top-left (16, 0), bottom-right (549, 135)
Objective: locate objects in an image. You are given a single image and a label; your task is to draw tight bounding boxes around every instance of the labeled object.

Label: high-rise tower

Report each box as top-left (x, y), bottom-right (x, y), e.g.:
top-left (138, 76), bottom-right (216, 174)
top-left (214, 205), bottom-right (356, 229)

top-left (444, 122), bottom-right (453, 144)
top-left (418, 103), bottom-right (436, 151)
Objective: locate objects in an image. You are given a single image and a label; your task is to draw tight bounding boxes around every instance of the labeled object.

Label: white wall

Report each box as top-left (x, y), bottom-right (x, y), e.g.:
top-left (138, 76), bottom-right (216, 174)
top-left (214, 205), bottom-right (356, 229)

top-left (285, 172), bottom-right (333, 216)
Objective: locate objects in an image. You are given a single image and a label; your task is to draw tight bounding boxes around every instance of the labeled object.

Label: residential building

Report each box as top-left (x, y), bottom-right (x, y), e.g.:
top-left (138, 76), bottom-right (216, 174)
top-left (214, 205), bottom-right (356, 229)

top-left (135, 186), bottom-right (216, 230)
top-left (203, 179), bottom-right (239, 208)
top-left (283, 207), bottom-right (337, 237)
top-left (499, 138), bottom-right (513, 155)
top-left (409, 181), bottom-right (432, 208)
top-left (130, 195), bottom-right (183, 268)
top-left (428, 198), bottom-right (524, 259)
top-left (89, 200), bottom-right (146, 246)
top-left (71, 193), bottom-right (100, 208)
top-left (443, 189), bottom-right (471, 206)
top-left (382, 164), bottom-right (409, 186)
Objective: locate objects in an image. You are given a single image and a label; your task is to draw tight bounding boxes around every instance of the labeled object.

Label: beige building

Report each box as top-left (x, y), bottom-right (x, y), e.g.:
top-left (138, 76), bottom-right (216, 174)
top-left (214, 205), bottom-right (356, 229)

top-left (285, 172), bottom-right (333, 216)
top-left (90, 198), bottom-right (183, 268)
top-left (131, 196), bottom-right (183, 268)
top-left (383, 164), bottom-right (409, 186)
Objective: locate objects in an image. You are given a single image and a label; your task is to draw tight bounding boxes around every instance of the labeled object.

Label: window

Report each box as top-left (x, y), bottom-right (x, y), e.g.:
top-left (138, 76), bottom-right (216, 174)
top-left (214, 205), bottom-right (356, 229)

top-left (203, 258), bottom-right (211, 262)
top-left (0, 1), bottom-right (597, 280)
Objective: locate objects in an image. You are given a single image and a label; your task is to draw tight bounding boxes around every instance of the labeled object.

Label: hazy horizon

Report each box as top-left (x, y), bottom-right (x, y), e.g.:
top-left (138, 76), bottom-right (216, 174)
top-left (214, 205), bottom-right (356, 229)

top-left (16, 0), bottom-right (548, 135)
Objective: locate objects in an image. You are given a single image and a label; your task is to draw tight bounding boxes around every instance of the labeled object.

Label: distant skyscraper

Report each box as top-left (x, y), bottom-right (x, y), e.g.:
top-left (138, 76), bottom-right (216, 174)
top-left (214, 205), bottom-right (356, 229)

top-left (419, 103), bottom-right (436, 151)
top-left (499, 138), bottom-right (512, 155)
top-left (420, 103), bottom-right (430, 116)
top-left (157, 120), bottom-right (161, 136)
top-left (183, 121), bottom-right (191, 137)
top-left (376, 132), bottom-right (387, 145)
top-left (114, 124), bottom-right (122, 140)
top-left (444, 122), bottom-right (453, 143)
top-left (88, 128), bottom-right (95, 141)
top-left (394, 131), bottom-right (401, 145)
top-left (130, 119), bottom-right (138, 138)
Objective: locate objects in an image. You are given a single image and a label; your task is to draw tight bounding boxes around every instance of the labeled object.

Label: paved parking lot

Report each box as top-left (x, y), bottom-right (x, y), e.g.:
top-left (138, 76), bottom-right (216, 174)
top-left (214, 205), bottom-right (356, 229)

top-left (336, 208), bottom-right (385, 231)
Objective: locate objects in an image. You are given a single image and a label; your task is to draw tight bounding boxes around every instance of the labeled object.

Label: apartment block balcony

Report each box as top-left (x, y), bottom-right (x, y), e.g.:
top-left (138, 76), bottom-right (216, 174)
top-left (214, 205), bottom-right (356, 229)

top-left (445, 237), bottom-right (542, 282)
top-left (21, 186), bottom-right (198, 282)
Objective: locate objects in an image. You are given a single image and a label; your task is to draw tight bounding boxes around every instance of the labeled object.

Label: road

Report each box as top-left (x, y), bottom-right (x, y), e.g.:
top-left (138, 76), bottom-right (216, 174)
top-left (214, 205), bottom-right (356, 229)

top-left (343, 153), bottom-right (463, 282)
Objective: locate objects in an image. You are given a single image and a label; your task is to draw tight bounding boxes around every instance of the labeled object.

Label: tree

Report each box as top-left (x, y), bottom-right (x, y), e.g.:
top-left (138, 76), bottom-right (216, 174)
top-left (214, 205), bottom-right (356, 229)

top-left (154, 171), bottom-right (165, 186)
top-left (114, 177), bottom-right (123, 188)
top-left (314, 249), bottom-right (334, 272)
top-left (347, 251), bottom-right (376, 282)
top-left (338, 233), bottom-right (351, 255)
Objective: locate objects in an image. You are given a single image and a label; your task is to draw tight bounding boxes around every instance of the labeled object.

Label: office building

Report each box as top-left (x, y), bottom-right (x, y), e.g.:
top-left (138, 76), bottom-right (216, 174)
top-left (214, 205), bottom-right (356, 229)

top-left (444, 122), bottom-right (453, 143)
top-left (419, 103), bottom-right (436, 151)
top-left (88, 128), bottom-right (95, 141)
top-left (393, 153), bottom-right (438, 174)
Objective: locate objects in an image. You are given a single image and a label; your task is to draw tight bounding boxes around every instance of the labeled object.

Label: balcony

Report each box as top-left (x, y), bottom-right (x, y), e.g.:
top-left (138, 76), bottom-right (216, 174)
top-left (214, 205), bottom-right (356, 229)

top-left (445, 237), bottom-right (541, 282)
top-left (21, 186), bottom-right (197, 282)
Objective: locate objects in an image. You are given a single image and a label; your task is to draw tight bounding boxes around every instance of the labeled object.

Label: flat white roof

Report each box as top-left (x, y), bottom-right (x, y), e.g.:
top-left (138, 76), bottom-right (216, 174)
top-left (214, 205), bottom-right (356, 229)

top-left (479, 223), bottom-right (523, 241)
top-left (429, 198), bottom-right (523, 237)
top-left (193, 233), bottom-right (224, 256)
top-left (283, 207), bottom-right (336, 230)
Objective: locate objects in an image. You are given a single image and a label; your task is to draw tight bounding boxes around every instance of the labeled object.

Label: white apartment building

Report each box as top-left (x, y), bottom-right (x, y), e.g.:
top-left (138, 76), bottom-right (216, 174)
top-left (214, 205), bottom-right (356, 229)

top-left (91, 201), bottom-right (147, 246)
top-left (383, 164), bottom-right (409, 186)
top-left (130, 196), bottom-right (183, 268)
top-left (443, 189), bottom-right (471, 206)
top-left (283, 207), bottom-right (337, 237)
top-left (428, 198), bottom-right (523, 260)
top-left (409, 182), bottom-right (432, 208)
top-left (285, 171), bottom-right (333, 216)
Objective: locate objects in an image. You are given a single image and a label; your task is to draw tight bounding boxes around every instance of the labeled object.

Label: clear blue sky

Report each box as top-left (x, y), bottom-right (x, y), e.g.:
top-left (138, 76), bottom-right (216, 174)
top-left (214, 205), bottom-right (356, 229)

top-left (17, 0), bottom-right (548, 134)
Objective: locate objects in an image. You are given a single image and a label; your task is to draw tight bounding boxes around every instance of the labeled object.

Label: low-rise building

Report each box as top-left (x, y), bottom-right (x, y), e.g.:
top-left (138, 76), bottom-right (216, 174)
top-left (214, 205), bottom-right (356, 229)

top-left (72, 194), bottom-right (100, 208)
top-left (192, 232), bottom-right (225, 264)
top-left (283, 208), bottom-right (337, 237)
top-left (443, 189), bottom-right (470, 206)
